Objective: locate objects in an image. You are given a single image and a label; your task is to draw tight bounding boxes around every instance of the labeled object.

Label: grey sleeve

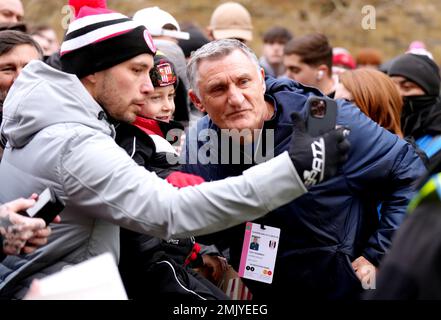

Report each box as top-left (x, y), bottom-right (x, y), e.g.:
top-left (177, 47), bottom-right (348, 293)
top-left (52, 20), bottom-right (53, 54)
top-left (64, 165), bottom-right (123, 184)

top-left (62, 133), bottom-right (306, 239)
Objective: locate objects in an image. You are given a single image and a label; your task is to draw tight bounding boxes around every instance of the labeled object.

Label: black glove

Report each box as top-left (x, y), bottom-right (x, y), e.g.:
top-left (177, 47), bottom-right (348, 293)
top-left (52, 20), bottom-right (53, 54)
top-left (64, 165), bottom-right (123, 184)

top-left (289, 112), bottom-right (350, 188)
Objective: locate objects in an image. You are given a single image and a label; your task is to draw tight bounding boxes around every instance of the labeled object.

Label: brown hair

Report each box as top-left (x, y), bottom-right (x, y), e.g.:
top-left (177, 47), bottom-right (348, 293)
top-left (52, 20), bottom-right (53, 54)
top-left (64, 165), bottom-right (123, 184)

top-left (262, 26), bottom-right (293, 44)
top-left (284, 33), bottom-right (332, 75)
top-left (339, 68), bottom-right (403, 137)
top-left (0, 30), bottom-right (43, 57)
top-left (355, 48), bottom-right (383, 67)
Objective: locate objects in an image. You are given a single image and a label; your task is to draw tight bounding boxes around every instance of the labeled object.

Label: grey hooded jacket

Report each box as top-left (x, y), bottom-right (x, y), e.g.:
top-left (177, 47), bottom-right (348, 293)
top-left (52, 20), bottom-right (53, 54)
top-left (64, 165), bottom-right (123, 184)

top-left (0, 61), bottom-right (306, 298)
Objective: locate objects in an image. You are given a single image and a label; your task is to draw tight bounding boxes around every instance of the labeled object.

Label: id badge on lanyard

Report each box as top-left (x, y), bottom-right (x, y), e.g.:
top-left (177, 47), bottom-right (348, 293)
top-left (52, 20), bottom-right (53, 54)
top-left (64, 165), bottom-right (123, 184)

top-left (238, 222), bottom-right (280, 284)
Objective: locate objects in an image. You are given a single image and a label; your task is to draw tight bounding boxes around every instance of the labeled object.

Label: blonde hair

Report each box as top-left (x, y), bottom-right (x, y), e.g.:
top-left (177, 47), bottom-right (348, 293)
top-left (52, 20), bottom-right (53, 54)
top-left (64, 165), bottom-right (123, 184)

top-left (339, 69), bottom-right (403, 137)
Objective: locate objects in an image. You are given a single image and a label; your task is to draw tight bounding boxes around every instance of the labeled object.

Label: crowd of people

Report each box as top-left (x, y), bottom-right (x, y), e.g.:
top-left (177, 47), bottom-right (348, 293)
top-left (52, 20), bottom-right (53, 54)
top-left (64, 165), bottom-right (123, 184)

top-left (0, 0), bottom-right (440, 301)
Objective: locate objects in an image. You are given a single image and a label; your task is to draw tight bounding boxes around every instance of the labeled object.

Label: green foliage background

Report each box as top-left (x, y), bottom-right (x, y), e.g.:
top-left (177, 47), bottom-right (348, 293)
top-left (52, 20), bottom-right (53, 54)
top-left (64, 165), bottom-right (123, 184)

top-left (22, 0), bottom-right (441, 64)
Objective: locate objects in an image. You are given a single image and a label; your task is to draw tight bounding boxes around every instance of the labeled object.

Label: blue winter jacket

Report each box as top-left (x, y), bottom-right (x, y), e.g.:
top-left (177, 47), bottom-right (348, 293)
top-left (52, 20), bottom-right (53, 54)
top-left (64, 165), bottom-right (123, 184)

top-left (182, 77), bottom-right (426, 299)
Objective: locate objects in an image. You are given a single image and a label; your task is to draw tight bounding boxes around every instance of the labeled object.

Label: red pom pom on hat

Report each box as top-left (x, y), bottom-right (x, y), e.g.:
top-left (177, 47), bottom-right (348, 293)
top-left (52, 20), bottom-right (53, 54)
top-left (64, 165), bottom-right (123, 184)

top-left (69, 0), bottom-right (109, 17)
top-left (61, 0), bottom-right (156, 78)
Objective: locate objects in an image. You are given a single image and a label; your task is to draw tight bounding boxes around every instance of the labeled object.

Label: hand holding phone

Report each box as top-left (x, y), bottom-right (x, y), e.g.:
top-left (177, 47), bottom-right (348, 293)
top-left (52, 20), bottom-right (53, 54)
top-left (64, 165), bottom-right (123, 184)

top-left (289, 96), bottom-right (350, 188)
top-left (306, 96), bottom-right (338, 137)
top-left (21, 188), bottom-right (64, 225)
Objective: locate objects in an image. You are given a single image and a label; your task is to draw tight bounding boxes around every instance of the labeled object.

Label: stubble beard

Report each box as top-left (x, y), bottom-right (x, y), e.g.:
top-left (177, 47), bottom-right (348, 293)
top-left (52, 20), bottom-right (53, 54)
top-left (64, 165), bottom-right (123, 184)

top-left (96, 75), bottom-right (135, 123)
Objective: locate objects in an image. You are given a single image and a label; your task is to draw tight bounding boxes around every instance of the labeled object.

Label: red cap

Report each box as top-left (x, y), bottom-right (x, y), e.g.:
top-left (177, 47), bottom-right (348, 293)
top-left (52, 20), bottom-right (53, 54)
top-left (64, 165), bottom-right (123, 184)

top-left (333, 47), bottom-right (356, 70)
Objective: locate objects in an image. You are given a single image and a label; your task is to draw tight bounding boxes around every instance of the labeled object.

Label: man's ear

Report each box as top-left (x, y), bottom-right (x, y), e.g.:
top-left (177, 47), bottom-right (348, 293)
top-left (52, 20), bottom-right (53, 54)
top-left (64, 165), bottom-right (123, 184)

top-left (80, 73), bottom-right (99, 96)
top-left (260, 67), bottom-right (266, 93)
top-left (206, 27), bottom-right (215, 41)
top-left (84, 73), bottom-right (97, 84)
top-left (189, 90), bottom-right (205, 113)
top-left (82, 73), bottom-right (97, 84)
top-left (317, 65), bottom-right (329, 79)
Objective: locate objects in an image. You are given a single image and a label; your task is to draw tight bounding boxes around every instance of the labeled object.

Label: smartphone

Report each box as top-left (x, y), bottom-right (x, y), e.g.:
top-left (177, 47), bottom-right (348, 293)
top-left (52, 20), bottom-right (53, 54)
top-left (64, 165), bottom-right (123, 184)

top-left (22, 188), bottom-right (64, 225)
top-left (306, 96), bottom-right (338, 137)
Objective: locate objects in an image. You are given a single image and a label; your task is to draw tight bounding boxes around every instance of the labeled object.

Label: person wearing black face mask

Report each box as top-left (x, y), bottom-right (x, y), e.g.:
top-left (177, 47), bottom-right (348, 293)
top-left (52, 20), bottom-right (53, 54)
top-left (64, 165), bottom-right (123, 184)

top-left (388, 53), bottom-right (441, 166)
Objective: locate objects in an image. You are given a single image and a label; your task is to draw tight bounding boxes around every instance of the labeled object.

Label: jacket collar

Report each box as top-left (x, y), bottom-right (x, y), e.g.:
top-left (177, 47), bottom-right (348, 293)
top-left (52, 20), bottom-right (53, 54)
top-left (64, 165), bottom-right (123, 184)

top-left (133, 116), bottom-right (164, 137)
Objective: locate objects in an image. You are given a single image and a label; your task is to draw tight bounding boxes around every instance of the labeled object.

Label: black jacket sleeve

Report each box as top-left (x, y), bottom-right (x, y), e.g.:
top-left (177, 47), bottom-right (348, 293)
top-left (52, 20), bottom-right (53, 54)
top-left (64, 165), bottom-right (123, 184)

top-left (368, 200), bottom-right (441, 299)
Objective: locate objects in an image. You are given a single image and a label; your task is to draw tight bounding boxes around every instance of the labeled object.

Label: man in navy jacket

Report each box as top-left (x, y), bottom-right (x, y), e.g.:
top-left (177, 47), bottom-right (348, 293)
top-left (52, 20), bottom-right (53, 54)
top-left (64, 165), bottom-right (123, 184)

top-left (182, 39), bottom-right (426, 299)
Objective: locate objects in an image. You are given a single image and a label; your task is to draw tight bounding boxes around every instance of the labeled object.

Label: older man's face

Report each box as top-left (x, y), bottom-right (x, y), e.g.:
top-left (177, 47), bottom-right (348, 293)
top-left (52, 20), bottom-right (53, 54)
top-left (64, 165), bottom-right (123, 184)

top-left (191, 49), bottom-right (271, 134)
top-left (0, 0), bottom-right (24, 24)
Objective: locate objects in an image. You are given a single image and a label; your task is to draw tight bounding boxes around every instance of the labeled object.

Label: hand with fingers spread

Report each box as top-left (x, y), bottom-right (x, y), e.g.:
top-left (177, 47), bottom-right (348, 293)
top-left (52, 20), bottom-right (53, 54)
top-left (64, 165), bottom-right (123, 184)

top-left (288, 112), bottom-right (351, 188)
top-left (0, 197), bottom-right (60, 257)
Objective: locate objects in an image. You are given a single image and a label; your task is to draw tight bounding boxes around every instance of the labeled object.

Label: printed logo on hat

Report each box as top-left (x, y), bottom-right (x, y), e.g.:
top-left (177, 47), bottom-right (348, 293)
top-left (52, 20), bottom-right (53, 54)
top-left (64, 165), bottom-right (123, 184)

top-left (143, 29), bottom-right (156, 54)
top-left (157, 62), bottom-right (176, 87)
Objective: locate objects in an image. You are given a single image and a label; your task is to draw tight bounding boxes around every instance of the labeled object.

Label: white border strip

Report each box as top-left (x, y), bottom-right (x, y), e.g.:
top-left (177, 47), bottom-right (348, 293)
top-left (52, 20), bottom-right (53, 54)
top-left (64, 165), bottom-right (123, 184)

top-left (61, 20), bottom-right (140, 54)
top-left (67, 12), bottom-right (129, 33)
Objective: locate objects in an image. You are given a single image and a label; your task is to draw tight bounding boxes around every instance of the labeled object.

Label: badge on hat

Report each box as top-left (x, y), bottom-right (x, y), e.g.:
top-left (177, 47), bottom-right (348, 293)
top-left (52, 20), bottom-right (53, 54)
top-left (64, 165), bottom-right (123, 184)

top-left (156, 62), bottom-right (176, 87)
top-left (143, 29), bottom-right (157, 54)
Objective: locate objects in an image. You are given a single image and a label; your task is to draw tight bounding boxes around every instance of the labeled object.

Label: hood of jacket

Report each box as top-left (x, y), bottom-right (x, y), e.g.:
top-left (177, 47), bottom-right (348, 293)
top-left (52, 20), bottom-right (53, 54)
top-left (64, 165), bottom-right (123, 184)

top-left (1, 60), bottom-right (112, 148)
